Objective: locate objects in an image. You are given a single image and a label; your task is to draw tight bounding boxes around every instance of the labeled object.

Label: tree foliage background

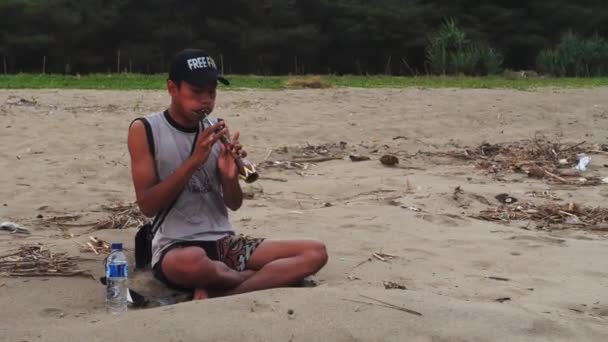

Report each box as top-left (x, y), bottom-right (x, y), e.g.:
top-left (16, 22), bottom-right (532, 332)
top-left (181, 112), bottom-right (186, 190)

top-left (1, 0), bottom-right (607, 75)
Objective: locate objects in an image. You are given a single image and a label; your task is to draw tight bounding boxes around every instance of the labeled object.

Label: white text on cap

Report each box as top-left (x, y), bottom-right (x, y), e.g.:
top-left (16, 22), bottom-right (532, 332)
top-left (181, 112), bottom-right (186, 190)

top-left (187, 56), bottom-right (217, 70)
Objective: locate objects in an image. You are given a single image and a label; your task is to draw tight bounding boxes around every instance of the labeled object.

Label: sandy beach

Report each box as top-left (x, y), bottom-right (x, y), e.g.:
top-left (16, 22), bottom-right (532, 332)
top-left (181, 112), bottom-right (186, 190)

top-left (1, 87), bottom-right (607, 341)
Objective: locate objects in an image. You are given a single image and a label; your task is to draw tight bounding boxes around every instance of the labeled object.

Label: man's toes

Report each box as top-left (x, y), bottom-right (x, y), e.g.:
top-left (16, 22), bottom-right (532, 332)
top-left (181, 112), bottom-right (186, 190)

top-left (193, 288), bottom-right (209, 300)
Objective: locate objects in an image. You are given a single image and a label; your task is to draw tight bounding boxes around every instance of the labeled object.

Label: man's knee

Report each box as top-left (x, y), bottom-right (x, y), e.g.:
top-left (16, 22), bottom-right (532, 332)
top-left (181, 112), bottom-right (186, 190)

top-left (304, 240), bottom-right (328, 271)
top-left (163, 247), bottom-right (212, 278)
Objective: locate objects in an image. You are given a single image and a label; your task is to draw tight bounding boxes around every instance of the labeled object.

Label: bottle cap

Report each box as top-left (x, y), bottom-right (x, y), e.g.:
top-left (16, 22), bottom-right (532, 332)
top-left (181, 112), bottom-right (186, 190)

top-left (111, 243), bottom-right (123, 250)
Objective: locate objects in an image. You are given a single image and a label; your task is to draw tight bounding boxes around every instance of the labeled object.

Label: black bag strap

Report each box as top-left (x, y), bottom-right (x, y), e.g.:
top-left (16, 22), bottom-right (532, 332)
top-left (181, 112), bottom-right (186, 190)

top-left (150, 117), bottom-right (203, 235)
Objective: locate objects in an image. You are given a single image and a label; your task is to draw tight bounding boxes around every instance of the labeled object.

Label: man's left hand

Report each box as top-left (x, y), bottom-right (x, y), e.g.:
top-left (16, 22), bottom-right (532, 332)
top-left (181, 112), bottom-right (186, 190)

top-left (217, 124), bottom-right (246, 181)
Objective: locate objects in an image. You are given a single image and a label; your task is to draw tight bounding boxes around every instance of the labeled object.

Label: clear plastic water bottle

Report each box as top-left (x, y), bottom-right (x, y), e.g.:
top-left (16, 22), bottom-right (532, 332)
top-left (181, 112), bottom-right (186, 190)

top-left (106, 242), bottom-right (128, 314)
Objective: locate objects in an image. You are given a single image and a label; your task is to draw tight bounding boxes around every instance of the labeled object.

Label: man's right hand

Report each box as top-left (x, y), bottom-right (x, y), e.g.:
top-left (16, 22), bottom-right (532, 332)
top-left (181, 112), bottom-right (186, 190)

top-left (190, 122), bottom-right (227, 166)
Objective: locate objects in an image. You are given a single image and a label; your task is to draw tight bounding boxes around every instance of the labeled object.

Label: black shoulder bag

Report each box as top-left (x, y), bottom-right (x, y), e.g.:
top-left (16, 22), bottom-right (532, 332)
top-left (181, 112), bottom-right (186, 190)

top-left (134, 118), bottom-right (202, 269)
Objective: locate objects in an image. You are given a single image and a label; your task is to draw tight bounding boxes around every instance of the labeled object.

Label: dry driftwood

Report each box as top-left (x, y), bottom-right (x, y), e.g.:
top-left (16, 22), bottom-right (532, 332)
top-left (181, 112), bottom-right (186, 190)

top-left (93, 202), bottom-right (148, 230)
top-left (0, 244), bottom-right (87, 277)
top-left (264, 142), bottom-right (349, 169)
top-left (78, 236), bottom-right (111, 254)
top-left (472, 201), bottom-right (608, 232)
top-left (383, 281), bottom-right (407, 290)
top-left (358, 294), bottom-right (422, 316)
top-left (444, 137), bottom-right (601, 185)
top-left (38, 202), bottom-right (149, 230)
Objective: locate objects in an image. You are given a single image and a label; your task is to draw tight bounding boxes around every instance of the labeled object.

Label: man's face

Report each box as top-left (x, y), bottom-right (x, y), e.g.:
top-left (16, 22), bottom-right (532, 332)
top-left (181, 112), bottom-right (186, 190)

top-left (169, 80), bottom-right (217, 119)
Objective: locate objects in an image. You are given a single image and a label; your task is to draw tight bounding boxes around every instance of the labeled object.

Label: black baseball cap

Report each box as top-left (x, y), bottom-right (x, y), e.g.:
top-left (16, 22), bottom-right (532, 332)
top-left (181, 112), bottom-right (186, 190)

top-left (168, 49), bottom-right (229, 87)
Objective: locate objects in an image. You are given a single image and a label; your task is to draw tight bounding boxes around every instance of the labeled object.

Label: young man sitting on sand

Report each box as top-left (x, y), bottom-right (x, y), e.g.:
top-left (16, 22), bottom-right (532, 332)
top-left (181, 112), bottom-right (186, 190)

top-left (127, 49), bottom-right (328, 299)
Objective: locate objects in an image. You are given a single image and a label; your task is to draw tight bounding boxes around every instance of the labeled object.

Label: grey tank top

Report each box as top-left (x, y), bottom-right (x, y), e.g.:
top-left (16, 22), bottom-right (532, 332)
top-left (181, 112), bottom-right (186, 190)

top-left (142, 111), bottom-right (234, 268)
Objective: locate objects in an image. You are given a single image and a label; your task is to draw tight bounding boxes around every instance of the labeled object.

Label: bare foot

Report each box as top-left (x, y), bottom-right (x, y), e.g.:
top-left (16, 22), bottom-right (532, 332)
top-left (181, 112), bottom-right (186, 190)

top-left (193, 288), bottom-right (209, 300)
top-left (241, 269), bottom-right (256, 280)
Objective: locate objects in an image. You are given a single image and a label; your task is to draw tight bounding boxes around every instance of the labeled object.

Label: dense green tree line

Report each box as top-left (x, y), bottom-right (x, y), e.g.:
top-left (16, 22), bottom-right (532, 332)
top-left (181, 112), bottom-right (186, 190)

top-left (1, 0), bottom-right (607, 75)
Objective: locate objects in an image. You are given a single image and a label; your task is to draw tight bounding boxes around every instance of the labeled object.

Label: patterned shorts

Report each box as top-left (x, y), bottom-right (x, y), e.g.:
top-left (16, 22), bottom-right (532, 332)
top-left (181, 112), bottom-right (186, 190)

top-left (216, 234), bottom-right (265, 271)
top-left (153, 234), bottom-right (265, 290)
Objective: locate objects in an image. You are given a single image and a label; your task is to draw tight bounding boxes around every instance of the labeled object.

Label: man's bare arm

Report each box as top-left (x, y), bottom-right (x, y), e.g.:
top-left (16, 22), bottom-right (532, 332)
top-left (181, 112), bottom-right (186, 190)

top-left (127, 120), bottom-right (225, 217)
top-left (127, 121), bottom-right (198, 217)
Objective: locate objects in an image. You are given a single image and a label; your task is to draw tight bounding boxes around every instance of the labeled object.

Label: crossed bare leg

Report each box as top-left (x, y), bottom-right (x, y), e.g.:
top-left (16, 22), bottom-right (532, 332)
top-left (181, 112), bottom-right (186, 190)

top-left (160, 239), bottom-right (328, 300)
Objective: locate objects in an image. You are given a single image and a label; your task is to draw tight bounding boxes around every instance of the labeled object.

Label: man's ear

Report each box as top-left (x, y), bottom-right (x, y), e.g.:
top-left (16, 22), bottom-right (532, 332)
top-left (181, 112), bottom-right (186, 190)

top-left (167, 79), bottom-right (179, 96)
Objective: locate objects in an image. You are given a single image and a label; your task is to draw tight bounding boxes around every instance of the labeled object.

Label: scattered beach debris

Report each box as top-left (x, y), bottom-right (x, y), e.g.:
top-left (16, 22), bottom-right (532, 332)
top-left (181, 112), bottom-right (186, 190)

top-left (36, 203), bottom-right (148, 230)
top-left (472, 201), bottom-right (608, 232)
top-left (372, 252), bottom-right (396, 262)
top-left (495, 297), bottom-right (511, 303)
top-left (574, 154), bottom-right (591, 171)
top-left (452, 186), bottom-right (493, 208)
top-left (495, 193), bottom-right (518, 205)
top-left (525, 191), bottom-right (561, 201)
top-left (270, 142), bottom-right (347, 162)
top-left (263, 160), bottom-right (309, 170)
top-left (353, 258), bottom-right (372, 269)
top-left (383, 281), bottom-right (407, 290)
top-left (93, 202), bottom-right (148, 230)
top-left (0, 221), bottom-right (30, 234)
top-left (259, 176), bottom-right (288, 182)
top-left (0, 244), bottom-right (88, 277)
top-left (6, 97), bottom-right (37, 106)
top-left (37, 214), bottom-right (84, 227)
top-left (291, 156), bottom-right (344, 163)
top-left (78, 236), bottom-right (111, 255)
top-left (349, 154), bottom-right (371, 162)
top-left (341, 294), bottom-right (422, 316)
top-left (487, 276), bottom-right (510, 282)
top-left (263, 148), bottom-right (273, 161)
top-left (457, 137), bottom-right (587, 170)
top-left (443, 137), bottom-right (607, 186)
top-left (380, 154), bottom-right (399, 166)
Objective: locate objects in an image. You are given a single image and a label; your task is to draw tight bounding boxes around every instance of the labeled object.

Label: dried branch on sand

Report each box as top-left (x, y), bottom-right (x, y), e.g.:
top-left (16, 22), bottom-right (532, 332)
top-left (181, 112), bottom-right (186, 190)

top-left (93, 202), bottom-right (148, 230)
top-left (78, 236), bottom-right (111, 255)
top-left (447, 137), bottom-right (602, 185)
top-left (0, 244), bottom-right (88, 277)
top-left (472, 201), bottom-right (608, 232)
top-left (263, 142), bottom-right (348, 170)
top-left (38, 202), bottom-right (149, 230)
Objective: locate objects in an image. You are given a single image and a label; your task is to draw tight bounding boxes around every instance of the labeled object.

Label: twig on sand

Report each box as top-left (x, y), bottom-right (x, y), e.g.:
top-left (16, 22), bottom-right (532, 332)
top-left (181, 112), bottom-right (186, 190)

top-left (590, 150), bottom-right (608, 155)
top-left (487, 276), bottom-right (510, 282)
top-left (260, 177), bottom-right (288, 182)
top-left (543, 169), bottom-right (568, 183)
top-left (372, 253), bottom-right (386, 262)
top-left (0, 251), bottom-right (22, 259)
top-left (86, 242), bottom-right (99, 255)
top-left (0, 244), bottom-right (87, 278)
top-left (472, 201), bottom-right (608, 232)
top-left (372, 252), bottom-right (397, 262)
top-left (263, 148), bottom-right (273, 161)
top-left (291, 156), bottom-right (343, 163)
top-left (353, 258), bottom-right (372, 269)
top-left (341, 295), bottom-right (423, 316)
top-left (7, 271), bottom-right (90, 277)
